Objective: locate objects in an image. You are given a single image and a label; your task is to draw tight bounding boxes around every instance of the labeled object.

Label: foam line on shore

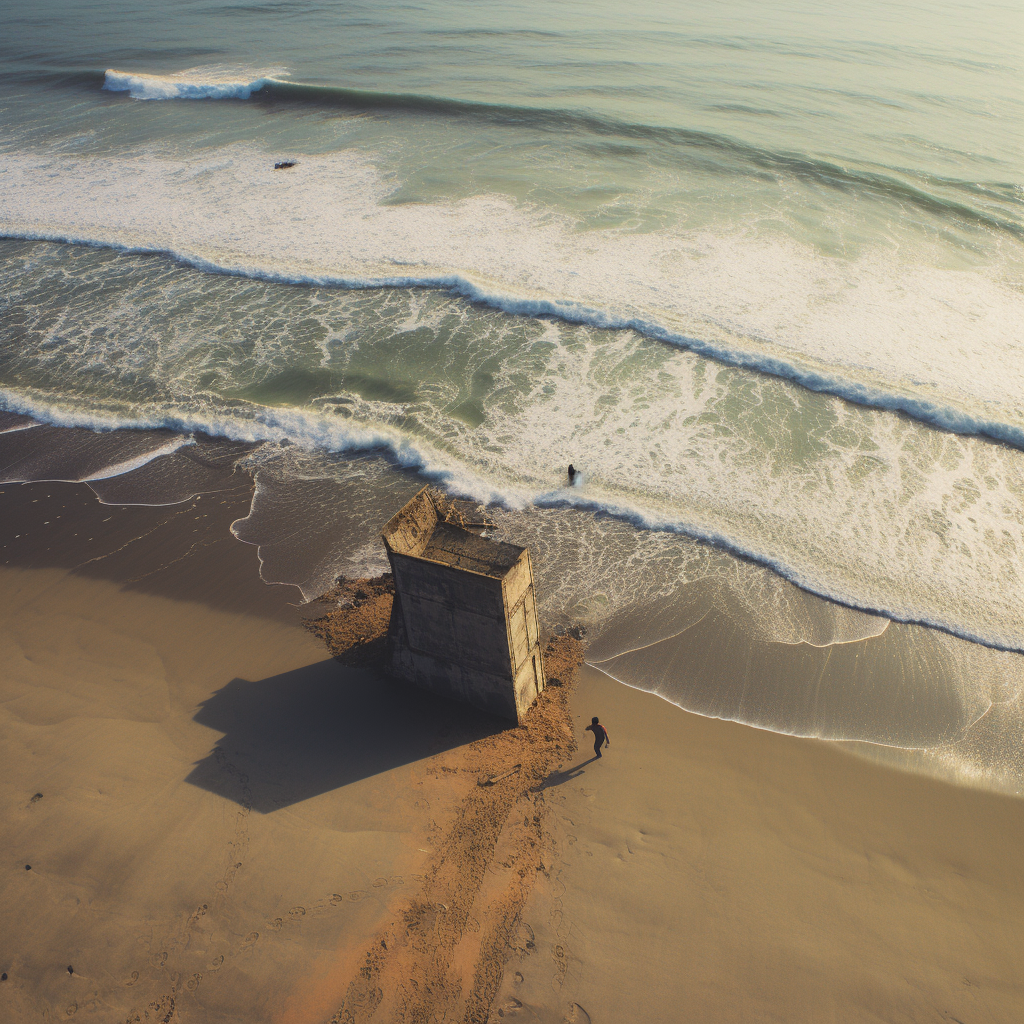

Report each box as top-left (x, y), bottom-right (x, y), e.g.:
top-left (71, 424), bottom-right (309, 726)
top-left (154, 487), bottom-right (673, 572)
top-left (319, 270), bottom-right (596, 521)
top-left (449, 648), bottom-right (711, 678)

top-left (2, 383), bottom-right (1022, 657)
top-left (3, 226), bottom-right (1023, 456)
top-left (530, 489), bottom-right (1024, 657)
top-left (79, 436), bottom-right (192, 481)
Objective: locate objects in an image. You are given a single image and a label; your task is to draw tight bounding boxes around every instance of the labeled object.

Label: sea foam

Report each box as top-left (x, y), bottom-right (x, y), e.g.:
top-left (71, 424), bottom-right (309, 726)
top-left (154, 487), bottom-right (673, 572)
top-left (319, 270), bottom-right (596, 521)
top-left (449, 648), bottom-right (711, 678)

top-left (3, 375), bottom-right (1024, 658)
top-left (103, 67), bottom-right (279, 101)
top-left (1, 145), bottom-right (1021, 455)
top-left (3, 143), bottom-right (1024, 656)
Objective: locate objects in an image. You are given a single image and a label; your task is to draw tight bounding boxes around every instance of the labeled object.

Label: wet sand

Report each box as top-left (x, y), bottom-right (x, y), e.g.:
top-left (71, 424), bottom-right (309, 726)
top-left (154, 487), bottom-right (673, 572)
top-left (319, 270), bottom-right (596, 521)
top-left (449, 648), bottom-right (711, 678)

top-left (2, 479), bottom-right (1024, 1022)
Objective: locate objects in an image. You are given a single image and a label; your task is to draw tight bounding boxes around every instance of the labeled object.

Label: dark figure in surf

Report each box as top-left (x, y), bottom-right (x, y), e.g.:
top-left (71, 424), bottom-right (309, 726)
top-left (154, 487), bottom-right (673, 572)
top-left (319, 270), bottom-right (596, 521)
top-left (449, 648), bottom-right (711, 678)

top-left (567, 463), bottom-right (577, 485)
top-left (274, 160), bottom-right (297, 169)
top-left (585, 716), bottom-right (610, 758)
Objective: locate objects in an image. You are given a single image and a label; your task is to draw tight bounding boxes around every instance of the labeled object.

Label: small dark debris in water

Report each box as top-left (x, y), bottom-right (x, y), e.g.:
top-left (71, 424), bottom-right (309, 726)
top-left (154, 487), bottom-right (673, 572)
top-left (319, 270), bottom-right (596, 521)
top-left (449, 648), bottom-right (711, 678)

top-left (30, 793), bottom-right (43, 803)
top-left (67, 965), bottom-right (74, 975)
top-left (274, 160), bottom-right (297, 169)
top-left (25, 864), bottom-right (31, 871)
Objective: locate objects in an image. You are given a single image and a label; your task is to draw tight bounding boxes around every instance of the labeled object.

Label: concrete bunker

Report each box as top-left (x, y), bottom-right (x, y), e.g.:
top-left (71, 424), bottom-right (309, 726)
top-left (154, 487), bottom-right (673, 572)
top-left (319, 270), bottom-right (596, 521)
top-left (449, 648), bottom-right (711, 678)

top-left (382, 487), bottom-right (546, 723)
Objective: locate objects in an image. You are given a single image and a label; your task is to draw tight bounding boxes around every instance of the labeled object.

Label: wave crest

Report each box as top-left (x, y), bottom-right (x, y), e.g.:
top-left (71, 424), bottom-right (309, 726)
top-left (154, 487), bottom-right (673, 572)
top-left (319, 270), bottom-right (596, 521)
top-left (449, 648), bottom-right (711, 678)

top-left (103, 67), bottom-right (280, 101)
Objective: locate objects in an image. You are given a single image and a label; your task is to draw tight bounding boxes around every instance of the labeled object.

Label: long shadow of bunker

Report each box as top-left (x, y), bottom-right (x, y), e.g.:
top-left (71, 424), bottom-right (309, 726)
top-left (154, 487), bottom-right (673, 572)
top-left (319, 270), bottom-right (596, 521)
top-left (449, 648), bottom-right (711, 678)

top-left (185, 659), bottom-right (504, 812)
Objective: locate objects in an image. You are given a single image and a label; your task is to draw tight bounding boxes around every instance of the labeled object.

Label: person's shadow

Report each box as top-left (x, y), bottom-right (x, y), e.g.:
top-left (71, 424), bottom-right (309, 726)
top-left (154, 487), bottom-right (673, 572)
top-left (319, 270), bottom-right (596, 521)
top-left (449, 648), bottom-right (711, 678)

top-left (536, 754), bottom-right (601, 790)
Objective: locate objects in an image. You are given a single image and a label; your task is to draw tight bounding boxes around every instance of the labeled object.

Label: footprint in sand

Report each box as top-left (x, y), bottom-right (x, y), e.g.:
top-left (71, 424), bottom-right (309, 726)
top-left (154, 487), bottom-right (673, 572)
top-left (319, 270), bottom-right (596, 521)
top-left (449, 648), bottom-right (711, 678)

top-left (267, 918), bottom-right (284, 931)
top-left (186, 973), bottom-right (202, 991)
top-left (151, 952), bottom-right (168, 968)
top-left (330, 894), bottom-right (345, 906)
top-left (124, 971), bottom-right (139, 987)
top-left (208, 956), bottom-right (224, 971)
top-left (289, 906), bottom-right (306, 917)
top-left (243, 931), bottom-right (260, 946)
top-left (346, 891), bottom-right (367, 902)
top-left (389, 875), bottom-right (404, 886)
top-left (65, 1003), bottom-right (77, 1017)
top-left (372, 877), bottom-right (387, 888)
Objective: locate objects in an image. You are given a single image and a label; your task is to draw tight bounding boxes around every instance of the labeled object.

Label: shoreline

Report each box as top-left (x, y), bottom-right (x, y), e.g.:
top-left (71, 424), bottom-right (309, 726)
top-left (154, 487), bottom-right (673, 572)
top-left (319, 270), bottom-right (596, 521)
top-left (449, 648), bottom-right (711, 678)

top-left (4, 401), bottom-right (1022, 659)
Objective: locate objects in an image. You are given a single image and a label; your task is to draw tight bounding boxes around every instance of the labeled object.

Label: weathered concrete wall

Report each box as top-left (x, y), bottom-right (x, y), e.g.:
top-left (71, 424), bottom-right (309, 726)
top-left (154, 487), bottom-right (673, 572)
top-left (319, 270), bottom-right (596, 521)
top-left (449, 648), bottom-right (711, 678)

top-left (389, 552), bottom-right (510, 676)
top-left (381, 489), bottom-right (437, 559)
top-left (383, 487), bottom-right (546, 723)
top-left (388, 595), bottom-right (521, 720)
top-left (513, 648), bottom-right (544, 721)
top-left (506, 551), bottom-right (545, 719)
top-left (503, 549), bottom-right (533, 610)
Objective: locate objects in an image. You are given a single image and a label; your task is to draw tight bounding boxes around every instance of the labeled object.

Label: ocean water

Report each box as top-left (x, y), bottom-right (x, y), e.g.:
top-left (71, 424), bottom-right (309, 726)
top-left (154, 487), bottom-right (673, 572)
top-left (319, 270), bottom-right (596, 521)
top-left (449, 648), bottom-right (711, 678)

top-left (2, 1), bottom-right (1023, 788)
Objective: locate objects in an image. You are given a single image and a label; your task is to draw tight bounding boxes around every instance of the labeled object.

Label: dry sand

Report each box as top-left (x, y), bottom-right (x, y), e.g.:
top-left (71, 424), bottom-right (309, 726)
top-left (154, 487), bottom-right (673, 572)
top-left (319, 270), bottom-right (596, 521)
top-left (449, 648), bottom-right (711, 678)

top-left (2, 479), bottom-right (1024, 1023)
top-left (496, 668), bottom-right (1024, 1024)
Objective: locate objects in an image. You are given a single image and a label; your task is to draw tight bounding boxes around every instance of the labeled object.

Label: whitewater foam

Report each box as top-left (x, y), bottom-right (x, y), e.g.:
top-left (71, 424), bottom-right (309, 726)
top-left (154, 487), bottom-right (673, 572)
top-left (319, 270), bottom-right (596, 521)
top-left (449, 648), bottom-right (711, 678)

top-left (79, 436), bottom-right (191, 481)
top-left (3, 373), bottom-right (1024, 657)
top-left (3, 139), bottom-right (1024, 657)
top-left (103, 67), bottom-right (283, 101)
top-left (1, 145), bottom-right (1021, 455)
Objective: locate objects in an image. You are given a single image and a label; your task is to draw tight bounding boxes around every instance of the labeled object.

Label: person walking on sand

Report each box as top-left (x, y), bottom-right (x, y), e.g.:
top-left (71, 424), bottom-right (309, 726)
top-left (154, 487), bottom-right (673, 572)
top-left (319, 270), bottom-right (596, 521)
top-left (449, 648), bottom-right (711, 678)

top-left (585, 716), bottom-right (610, 758)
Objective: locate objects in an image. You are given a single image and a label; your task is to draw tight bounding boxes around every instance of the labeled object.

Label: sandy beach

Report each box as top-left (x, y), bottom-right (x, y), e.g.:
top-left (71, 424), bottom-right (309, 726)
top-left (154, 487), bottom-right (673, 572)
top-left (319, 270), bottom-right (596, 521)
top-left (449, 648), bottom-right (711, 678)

top-left (0, 477), bottom-right (1022, 1023)
top-left (499, 667), bottom-right (1024, 1023)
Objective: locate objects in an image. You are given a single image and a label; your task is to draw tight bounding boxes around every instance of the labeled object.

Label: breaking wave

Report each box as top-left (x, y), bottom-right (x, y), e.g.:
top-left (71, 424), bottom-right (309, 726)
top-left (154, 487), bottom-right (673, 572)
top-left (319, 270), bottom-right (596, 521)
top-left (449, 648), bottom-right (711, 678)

top-left (3, 382), bottom-right (1024, 657)
top-left (103, 67), bottom-right (280, 101)
top-left (3, 219), bottom-right (1023, 456)
top-left (96, 68), bottom-right (1022, 237)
